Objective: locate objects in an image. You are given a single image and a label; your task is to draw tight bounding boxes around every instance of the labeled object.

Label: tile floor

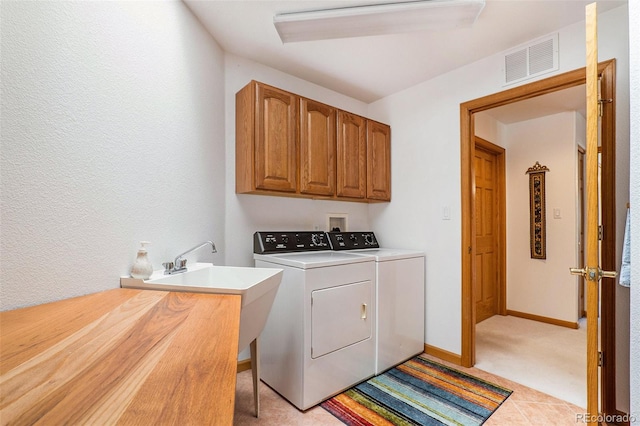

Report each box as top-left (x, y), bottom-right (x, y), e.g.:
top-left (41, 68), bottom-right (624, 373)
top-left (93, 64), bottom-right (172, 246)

top-left (233, 354), bottom-right (586, 425)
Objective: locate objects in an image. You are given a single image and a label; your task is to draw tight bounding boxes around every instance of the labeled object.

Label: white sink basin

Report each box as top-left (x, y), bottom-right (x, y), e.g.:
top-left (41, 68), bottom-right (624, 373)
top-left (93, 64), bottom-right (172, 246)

top-left (121, 263), bottom-right (283, 352)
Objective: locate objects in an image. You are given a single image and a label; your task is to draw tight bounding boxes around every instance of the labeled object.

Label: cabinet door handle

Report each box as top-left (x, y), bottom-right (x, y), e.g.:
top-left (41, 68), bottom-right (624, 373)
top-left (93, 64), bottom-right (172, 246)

top-left (361, 303), bottom-right (367, 319)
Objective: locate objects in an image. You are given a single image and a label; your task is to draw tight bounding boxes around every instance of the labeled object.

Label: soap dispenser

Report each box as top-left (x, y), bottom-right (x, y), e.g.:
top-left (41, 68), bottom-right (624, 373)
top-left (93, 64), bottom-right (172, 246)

top-left (131, 241), bottom-right (153, 280)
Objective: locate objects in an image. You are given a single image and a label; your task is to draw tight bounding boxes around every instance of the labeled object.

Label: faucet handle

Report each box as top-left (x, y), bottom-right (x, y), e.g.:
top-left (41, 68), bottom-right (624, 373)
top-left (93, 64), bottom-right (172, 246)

top-left (163, 262), bottom-right (174, 274)
top-left (177, 259), bottom-right (187, 269)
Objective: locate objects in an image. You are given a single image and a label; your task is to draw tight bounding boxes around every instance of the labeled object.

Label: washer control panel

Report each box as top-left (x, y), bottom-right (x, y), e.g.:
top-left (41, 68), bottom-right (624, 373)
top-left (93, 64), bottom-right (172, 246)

top-left (254, 231), bottom-right (330, 254)
top-left (327, 232), bottom-right (379, 250)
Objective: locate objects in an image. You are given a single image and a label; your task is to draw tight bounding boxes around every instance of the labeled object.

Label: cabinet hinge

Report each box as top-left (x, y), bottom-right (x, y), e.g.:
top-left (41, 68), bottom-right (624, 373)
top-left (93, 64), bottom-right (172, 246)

top-left (598, 351), bottom-right (604, 367)
top-left (598, 225), bottom-right (604, 241)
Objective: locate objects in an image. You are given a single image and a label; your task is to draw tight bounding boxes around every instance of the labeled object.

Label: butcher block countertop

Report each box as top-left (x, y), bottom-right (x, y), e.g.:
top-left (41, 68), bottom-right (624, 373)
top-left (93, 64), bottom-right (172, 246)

top-left (0, 288), bottom-right (241, 425)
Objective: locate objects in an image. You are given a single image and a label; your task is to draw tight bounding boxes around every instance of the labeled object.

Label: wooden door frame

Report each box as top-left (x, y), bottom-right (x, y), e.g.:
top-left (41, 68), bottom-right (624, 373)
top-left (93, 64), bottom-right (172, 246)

top-left (474, 136), bottom-right (507, 320)
top-left (460, 59), bottom-right (617, 412)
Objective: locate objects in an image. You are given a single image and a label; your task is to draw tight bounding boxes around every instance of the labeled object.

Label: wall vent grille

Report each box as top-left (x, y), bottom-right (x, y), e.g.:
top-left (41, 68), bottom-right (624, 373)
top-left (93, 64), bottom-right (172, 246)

top-left (503, 34), bottom-right (559, 86)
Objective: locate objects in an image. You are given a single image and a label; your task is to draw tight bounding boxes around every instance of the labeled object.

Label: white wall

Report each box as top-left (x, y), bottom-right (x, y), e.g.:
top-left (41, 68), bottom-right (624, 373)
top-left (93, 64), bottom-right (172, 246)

top-left (628, 0), bottom-right (639, 419)
top-left (0, 1), bottom-right (226, 310)
top-left (223, 54), bottom-right (372, 268)
top-left (504, 112), bottom-right (580, 323)
top-left (475, 113), bottom-right (507, 147)
top-left (368, 5), bottom-right (630, 361)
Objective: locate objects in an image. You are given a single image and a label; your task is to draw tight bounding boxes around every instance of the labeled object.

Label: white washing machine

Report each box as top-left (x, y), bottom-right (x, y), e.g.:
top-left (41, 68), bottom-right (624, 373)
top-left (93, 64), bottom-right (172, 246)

top-left (328, 232), bottom-right (425, 374)
top-left (253, 232), bottom-right (376, 410)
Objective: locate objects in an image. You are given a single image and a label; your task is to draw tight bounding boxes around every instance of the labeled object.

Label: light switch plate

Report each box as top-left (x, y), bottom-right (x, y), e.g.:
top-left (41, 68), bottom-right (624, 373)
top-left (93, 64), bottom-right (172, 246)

top-left (443, 206), bottom-right (451, 220)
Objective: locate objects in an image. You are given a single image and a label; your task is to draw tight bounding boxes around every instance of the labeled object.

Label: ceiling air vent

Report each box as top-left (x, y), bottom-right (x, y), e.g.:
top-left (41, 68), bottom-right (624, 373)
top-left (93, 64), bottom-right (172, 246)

top-left (503, 33), bottom-right (558, 86)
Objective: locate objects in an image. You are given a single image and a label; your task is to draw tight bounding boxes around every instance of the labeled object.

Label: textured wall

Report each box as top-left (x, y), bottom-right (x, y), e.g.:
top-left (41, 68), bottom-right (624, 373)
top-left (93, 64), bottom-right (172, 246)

top-left (1, 1), bottom-right (226, 310)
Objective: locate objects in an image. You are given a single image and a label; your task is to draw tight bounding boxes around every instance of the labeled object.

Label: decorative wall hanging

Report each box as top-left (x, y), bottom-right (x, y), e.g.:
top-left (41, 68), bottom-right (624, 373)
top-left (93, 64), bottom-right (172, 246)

top-left (526, 161), bottom-right (550, 259)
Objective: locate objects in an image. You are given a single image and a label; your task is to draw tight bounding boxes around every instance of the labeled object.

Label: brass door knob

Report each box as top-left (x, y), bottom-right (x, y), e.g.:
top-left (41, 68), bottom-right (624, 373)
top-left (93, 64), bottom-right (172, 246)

top-left (569, 267), bottom-right (617, 281)
top-left (600, 270), bottom-right (618, 279)
top-left (570, 267), bottom-right (586, 277)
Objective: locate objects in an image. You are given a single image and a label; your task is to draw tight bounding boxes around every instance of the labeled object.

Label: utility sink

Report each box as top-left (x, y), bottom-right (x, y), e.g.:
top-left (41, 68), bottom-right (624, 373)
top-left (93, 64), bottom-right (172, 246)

top-left (121, 263), bottom-right (283, 352)
top-left (122, 262), bottom-right (282, 418)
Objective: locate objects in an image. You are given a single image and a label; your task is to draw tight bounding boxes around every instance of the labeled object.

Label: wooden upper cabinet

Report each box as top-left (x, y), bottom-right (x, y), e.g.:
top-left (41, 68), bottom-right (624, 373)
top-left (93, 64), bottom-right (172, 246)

top-left (236, 80), bottom-right (390, 202)
top-left (236, 81), bottom-right (298, 194)
top-left (336, 111), bottom-right (367, 199)
top-left (300, 98), bottom-right (336, 196)
top-left (366, 121), bottom-right (391, 201)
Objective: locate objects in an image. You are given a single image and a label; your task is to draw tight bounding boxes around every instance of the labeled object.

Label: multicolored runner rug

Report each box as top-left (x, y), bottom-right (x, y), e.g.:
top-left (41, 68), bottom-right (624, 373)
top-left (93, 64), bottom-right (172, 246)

top-left (321, 355), bottom-right (512, 426)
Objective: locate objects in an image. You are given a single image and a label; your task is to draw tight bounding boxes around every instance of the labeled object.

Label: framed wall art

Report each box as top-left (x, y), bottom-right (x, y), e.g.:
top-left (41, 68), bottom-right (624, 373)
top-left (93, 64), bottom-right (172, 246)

top-left (526, 161), bottom-right (549, 259)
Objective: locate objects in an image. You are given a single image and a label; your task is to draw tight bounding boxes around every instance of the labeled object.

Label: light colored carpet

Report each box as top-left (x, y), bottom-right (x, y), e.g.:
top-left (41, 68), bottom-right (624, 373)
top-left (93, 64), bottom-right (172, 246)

top-left (475, 315), bottom-right (586, 408)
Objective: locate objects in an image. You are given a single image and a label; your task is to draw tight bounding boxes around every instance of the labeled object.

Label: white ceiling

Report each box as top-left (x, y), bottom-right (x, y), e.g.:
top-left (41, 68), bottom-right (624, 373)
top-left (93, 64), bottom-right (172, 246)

top-left (184, 0), bottom-right (626, 104)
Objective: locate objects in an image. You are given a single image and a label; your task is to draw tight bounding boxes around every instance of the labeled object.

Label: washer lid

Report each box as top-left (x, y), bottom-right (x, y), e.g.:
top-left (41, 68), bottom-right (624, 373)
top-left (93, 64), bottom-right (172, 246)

top-left (347, 248), bottom-right (425, 261)
top-left (254, 251), bottom-right (374, 269)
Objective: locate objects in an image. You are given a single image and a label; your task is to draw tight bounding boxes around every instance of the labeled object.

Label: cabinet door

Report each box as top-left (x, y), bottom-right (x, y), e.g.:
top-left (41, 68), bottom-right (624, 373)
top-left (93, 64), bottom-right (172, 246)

top-left (300, 99), bottom-right (336, 196)
top-left (255, 83), bottom-right (298, 192)
top-left (336, 111), bottom-right (366, 199)
top-left (367, 121), bottom-right (391, 201)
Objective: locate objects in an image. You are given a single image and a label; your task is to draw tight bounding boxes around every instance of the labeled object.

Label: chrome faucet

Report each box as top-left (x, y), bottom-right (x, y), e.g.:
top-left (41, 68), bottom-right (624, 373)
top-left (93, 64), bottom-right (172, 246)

top-left (163, 241), bottom-right (217, 275)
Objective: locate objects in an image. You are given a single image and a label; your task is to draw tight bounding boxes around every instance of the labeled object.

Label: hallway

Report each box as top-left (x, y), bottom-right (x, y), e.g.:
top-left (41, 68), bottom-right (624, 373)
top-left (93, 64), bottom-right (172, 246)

top-left (476, 315), bottom-right (586, 408)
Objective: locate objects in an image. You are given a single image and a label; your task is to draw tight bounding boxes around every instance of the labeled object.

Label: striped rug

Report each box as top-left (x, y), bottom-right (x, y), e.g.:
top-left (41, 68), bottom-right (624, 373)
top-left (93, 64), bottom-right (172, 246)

top-left (321, 355), bottom-right (512, 426)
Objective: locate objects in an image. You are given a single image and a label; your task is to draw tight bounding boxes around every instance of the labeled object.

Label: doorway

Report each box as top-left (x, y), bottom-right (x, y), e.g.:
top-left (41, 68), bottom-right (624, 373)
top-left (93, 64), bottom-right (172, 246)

top-left (460, 60), bottom-right (617, 413)
top-left (473, 92), bottom-right (589, 406)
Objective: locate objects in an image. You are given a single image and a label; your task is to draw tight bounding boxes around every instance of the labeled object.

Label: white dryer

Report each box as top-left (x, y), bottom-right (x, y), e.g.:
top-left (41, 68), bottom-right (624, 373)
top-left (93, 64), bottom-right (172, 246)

top-left (253, 232), bottom-right (376, 410)
top-left (328, 232), bottom-right (425, 374)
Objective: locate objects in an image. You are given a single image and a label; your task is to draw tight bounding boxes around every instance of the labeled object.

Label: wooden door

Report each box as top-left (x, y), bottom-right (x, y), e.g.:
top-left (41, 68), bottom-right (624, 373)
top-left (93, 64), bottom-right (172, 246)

top-left (584, 4), bottom-right (603, 421)
top-left (366, 121), bottom-right (391, 201)
top-left (474, 138), bottom-right (505, 323)
top-left (570, 5), bottom-right (617, 423)
top-left (336, 111), bottom-right (366, 199)
top-left (300, 98), bottom-right (336, 196)
top-left (255, 83), bottom-right (298, 192)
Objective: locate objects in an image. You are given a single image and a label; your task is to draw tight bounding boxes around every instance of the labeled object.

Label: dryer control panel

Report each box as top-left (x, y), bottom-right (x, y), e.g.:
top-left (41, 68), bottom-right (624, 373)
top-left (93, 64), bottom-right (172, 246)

top-left (254, 232), bottom-right (330, 254)
top-left (327, 232), bottom-right (379, 250)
